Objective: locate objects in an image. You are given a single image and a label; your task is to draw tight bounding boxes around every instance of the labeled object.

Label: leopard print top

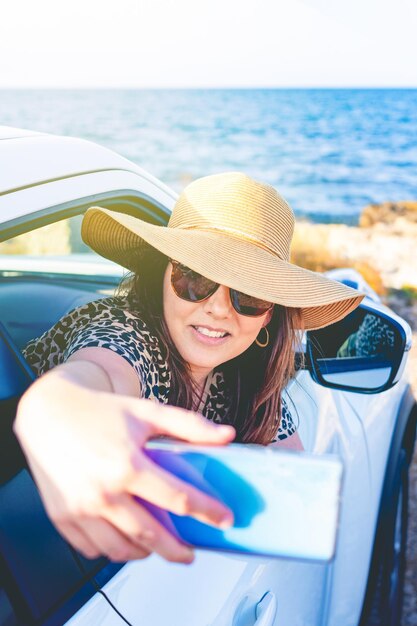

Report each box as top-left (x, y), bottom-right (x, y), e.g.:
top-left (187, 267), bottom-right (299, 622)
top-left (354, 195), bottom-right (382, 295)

top-left (22, 296), bottom-right (296, 442)
top-left (337, 312), bottom-right (395, 358)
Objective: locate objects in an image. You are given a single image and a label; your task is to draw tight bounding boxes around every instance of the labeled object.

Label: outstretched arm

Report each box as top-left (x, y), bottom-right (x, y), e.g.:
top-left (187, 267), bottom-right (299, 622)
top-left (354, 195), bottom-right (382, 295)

top-left (14, 347), bottom-right (235, 564)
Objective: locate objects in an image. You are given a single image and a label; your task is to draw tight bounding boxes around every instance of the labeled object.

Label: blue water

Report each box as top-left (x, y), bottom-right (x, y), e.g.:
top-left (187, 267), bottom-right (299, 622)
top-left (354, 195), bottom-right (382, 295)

top-left (1, 89), bottom-right (416, 223)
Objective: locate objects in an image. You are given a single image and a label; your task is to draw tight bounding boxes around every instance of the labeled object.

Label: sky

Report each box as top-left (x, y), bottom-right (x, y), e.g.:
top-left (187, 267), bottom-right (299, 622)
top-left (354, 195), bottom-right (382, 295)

top-left (1, 0), bottom-right (416, 88)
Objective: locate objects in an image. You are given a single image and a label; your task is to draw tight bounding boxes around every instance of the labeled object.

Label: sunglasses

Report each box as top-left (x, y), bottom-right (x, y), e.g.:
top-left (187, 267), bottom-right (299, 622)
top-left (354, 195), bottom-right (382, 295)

top-left (170, 261), bottom-right (274, 317)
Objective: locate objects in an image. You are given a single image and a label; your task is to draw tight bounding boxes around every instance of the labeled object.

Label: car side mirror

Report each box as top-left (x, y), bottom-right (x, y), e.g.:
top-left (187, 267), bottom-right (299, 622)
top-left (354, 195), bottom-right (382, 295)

top-left (306, 302), bottom-right (412, 394)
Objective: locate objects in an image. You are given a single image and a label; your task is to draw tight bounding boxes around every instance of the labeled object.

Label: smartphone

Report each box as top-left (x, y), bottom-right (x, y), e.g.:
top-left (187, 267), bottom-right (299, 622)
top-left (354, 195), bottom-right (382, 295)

top-left (141, 441), bottom-right (343, 562)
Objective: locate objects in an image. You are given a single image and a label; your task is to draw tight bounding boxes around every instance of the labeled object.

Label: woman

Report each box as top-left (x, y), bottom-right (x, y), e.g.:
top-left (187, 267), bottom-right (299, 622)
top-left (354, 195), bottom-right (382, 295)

top-left (14, 172), bottom-right (364, 565)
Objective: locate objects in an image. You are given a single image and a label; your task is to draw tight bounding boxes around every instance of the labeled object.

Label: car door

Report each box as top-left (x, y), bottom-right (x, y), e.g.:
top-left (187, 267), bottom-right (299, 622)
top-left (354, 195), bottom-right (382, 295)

top-left (92, 503), bottom-right (332, 626)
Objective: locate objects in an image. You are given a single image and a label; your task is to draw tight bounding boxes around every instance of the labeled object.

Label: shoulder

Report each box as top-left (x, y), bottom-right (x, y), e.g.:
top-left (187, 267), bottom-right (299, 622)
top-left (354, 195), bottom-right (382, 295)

top-left (60, 295), bottom-right (148, 328)
top-left (202, 369), bottom-right (229, 423)
top-left (63, 295), bottom-right (159, 355)
top-left (22, 295), bottom-right (163, 381)
top-left (79, 296), bottom-right (158, 344)
top-left (274, 394), bottom-right (297, 441)
top-left (23, 295), bottom-right (151, 352)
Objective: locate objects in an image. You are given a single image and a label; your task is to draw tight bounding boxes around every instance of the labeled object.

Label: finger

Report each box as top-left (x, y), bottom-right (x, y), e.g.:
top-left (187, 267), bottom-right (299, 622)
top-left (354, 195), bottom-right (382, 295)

top-left (58, 520), bottom-right (102, 560)
top-left (80, 517), bottom-right (151, 562)
top-left (132, 400), bottom-right (236, 443)
top-left (104, 493), bottom-right (195, 563)
top-left (128, 454), bottom-right (234, 528)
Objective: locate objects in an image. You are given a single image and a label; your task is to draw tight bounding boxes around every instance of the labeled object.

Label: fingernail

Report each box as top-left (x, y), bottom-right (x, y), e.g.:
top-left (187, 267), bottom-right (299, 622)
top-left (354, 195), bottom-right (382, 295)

top-left (219, 514), bottom-right (234, 529)
top-left (182, 549), bottom-right (195, 564)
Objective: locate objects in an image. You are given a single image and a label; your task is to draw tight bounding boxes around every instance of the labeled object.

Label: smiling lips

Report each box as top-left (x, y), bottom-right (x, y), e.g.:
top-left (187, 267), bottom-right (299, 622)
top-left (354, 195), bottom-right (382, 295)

top-left (192, 325), bottom-right (230, 343)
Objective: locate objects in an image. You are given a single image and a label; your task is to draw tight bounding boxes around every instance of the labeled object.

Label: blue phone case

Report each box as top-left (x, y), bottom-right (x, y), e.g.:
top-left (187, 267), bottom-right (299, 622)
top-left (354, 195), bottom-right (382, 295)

top-left (141, 442), bottom-right (343, 562)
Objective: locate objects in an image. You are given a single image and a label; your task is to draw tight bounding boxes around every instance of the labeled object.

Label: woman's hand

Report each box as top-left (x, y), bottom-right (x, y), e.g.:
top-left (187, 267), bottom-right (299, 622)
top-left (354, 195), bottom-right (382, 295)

top-left (14, 366), bottom-right (235, 564)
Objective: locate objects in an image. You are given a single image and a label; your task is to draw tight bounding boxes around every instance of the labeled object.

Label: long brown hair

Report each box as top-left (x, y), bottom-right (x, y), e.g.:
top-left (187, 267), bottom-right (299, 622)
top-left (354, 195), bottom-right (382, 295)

top-left (117, 244), bottom-right (304, 445)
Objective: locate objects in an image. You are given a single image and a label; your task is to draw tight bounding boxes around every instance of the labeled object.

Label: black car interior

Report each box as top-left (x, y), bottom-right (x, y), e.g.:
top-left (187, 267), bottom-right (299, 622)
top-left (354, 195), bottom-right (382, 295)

top-left (0, 279), bottom-right (105, 351)
top-left (0, 277), bottom-right (121, 626)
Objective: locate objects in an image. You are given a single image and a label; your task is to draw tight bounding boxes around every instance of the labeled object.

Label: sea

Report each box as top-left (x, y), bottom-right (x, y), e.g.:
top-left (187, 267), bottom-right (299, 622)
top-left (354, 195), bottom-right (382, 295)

top-left (1, 88), bottom-right (417, 224)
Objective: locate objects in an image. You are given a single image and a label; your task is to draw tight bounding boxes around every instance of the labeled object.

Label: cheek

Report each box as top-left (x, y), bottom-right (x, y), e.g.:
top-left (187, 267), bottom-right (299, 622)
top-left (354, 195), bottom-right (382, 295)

top-left (237, 317), bottom-right (268, 347)
top-left (162, 267), bottom-right (193, 331)
top-left (162, 267), bottom-right (178, 327)
top-left (240, 307), bottom-right (273, 345)
top-left (162, 266), bottom-right (171, 305)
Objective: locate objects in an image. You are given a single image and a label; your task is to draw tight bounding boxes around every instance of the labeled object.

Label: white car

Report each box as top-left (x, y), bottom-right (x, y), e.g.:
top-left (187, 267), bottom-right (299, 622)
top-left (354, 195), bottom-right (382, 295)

top-left (0, 126), bottom-right (415, 626)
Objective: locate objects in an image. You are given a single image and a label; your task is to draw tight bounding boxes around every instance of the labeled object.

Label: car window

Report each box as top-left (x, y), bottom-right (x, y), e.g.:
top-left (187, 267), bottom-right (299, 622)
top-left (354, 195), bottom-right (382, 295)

top-left (0, 214), bottom-right (120, 350)
top-left (0, 214), bottom-right (95, 257)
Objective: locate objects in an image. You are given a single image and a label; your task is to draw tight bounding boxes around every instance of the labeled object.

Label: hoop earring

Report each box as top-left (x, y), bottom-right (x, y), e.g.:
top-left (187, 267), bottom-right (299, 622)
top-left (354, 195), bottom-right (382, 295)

top-left (255, 326), bottom-right (269, 348)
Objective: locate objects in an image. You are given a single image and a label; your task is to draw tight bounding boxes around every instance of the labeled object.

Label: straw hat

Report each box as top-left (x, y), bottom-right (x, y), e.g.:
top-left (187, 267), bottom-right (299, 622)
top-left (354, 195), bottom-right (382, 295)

top-left (81, 172), bottom-right (364, 330)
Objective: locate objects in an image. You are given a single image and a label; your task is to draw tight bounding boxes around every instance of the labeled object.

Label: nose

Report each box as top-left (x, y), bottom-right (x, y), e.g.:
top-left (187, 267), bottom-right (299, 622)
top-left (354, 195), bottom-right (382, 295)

top-left (203, 285), bottom-right (232, 318)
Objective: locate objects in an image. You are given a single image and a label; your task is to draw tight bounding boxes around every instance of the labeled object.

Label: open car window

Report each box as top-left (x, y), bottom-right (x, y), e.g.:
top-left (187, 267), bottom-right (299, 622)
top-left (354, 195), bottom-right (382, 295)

top-left (0, 215), bottom-right (93, 257)
top-left (0, 215), bottom-right (120, 351)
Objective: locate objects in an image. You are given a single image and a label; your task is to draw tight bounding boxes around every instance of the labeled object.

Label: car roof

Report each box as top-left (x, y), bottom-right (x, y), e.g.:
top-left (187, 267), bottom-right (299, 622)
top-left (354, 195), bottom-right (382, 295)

top-left (0, 126), bottom-right (175, 199)
top-left (0, 126), bottom-right (44, 141)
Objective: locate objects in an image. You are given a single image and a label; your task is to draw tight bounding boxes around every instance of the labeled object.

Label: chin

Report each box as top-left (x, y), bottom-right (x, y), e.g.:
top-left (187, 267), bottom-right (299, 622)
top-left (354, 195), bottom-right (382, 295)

top-left (185, 349), bottom-right (226, 372)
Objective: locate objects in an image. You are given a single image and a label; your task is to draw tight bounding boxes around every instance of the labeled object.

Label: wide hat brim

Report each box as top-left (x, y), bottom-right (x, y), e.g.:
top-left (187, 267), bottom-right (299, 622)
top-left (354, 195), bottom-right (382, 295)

top-left (82, 207), bottom-right (364, 330)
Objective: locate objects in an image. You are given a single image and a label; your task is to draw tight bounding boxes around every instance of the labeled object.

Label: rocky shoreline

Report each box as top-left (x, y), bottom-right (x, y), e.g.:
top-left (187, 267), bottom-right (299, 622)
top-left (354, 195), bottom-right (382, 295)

top-left (294, 205), bottom-right (417, 292)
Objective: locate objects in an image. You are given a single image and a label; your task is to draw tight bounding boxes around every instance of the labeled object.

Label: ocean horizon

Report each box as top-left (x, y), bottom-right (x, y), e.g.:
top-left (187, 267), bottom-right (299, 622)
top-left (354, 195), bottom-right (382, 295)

top-left (1, 88), bottom-right (416, 224)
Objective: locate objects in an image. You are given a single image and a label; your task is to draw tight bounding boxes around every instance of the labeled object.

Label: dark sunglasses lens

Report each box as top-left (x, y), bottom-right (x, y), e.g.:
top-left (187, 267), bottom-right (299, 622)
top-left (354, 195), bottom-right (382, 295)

top-left (230, 290), bottom-right (273, 316)
top-left (171, 263), bottom-right (218, 302)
